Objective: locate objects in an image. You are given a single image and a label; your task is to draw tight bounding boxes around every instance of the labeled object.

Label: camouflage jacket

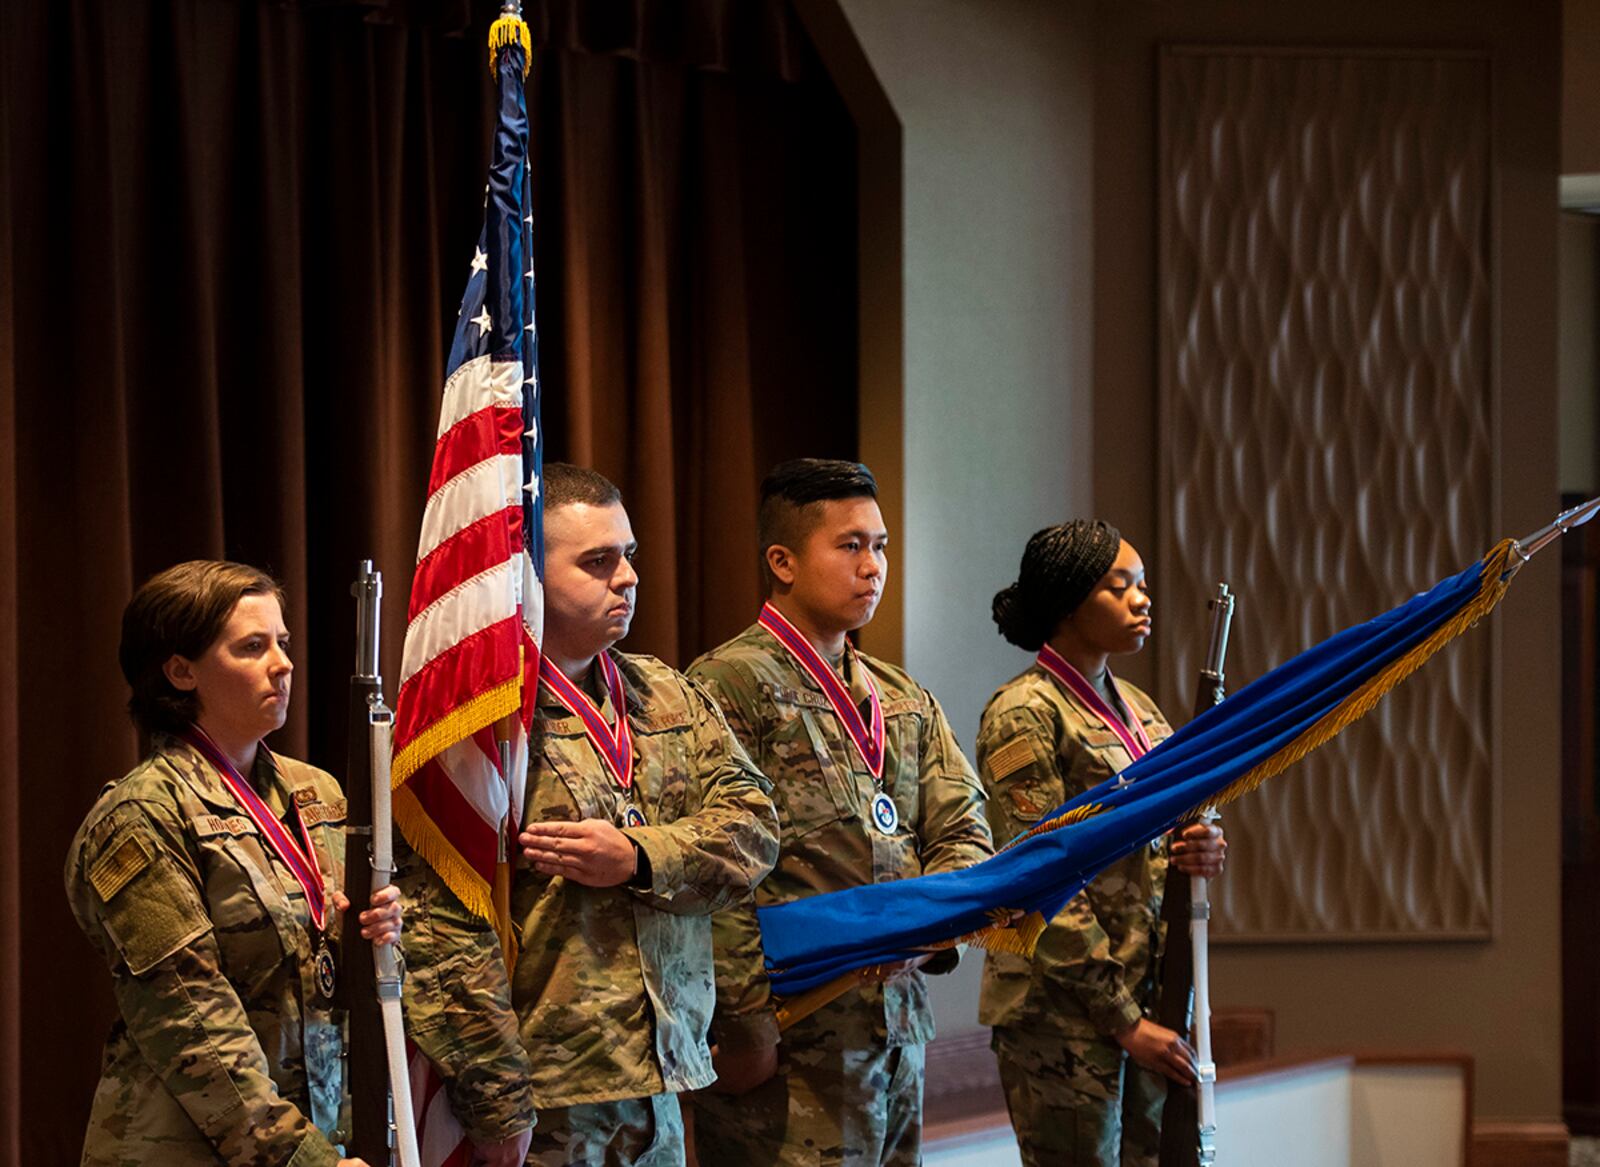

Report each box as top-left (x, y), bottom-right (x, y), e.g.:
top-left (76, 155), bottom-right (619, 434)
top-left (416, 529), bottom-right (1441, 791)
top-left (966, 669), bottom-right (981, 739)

top-left (63, 736), bottom-right (350, 1167)
top-left (976, 665), bottom-right (1173, 1039)
top-left (687, 622), bottom-right (994, 1054)
top-left (399, 650), bottom-right (778, 1124)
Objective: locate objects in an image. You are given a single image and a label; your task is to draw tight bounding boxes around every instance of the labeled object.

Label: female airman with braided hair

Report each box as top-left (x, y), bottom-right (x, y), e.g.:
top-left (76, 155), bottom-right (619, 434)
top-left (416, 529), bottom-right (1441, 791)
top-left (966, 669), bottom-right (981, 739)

top-left (977, 523), bottom-right (1226, 1167)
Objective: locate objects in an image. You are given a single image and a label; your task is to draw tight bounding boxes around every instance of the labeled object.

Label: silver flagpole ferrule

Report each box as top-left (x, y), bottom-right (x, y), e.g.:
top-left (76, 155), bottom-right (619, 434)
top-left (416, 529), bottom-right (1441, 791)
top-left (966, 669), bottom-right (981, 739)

top-left (1506, 496), bottom-right (1600, 577)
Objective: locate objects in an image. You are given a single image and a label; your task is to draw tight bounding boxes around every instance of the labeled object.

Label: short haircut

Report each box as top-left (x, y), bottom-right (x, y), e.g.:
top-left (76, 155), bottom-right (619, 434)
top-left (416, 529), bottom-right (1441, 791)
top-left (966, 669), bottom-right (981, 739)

top-left (120, 560), bottom-right (285, 736)
top-left (757, 458), bottom-right (879, 587)
top-left (543, 463), bottom-right (622, 512)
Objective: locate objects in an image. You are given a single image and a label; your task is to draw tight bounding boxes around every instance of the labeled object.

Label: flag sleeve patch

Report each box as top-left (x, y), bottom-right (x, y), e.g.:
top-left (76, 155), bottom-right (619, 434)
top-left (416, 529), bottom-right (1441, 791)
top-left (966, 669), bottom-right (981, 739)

top-left (987, 738), bottom-right (1036, 783)
top-left (89, 834), bottom-right (153, 903)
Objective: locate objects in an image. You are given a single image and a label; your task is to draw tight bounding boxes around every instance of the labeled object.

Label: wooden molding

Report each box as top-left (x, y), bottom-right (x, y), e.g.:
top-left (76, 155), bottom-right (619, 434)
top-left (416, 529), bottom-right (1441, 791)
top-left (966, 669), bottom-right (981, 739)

top-left (1212, 1005), bottom-right (1275, 1066)
top-left (1470, 1121), bottom-right (1569, 1167)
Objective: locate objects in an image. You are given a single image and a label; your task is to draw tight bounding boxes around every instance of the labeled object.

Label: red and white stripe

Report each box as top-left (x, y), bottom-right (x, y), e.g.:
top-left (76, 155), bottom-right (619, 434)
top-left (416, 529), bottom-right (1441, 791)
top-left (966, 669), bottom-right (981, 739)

top-left (394, 353), bottom-right (540, 867)
top-left (395, 352), bottom-right (541, 1166)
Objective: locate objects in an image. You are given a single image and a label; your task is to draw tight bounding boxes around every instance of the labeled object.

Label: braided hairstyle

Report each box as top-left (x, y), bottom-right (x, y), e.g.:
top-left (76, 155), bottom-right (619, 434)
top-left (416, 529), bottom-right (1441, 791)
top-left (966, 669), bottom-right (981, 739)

top-left (992, 520), bottom-right (1122, 650)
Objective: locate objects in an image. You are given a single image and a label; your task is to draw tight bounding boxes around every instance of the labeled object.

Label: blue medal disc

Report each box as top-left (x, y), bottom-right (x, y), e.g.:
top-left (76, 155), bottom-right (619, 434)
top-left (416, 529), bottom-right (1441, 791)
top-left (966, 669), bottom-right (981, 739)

top-left (315, 939), bottom-right (338, 1001)
top-left (624, 805), bottom-right (647, 828)
top-left (871, 791), bottom-right (899, 835)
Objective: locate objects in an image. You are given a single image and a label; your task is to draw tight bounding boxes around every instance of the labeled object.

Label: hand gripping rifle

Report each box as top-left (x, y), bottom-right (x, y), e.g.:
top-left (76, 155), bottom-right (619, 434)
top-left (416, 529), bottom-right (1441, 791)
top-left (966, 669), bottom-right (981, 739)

top-left (342, 562), bottom-right (421, 1167)
top-left (1156, 582), bottom-right (1235, 1167)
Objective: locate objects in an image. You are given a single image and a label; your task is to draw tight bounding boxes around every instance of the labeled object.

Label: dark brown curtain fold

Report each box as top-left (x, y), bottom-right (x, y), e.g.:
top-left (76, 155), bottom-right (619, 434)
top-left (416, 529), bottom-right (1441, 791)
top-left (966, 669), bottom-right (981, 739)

top-left (0, 1), bottom-right (855, 1160)
top-left (0, 4), bottom-right (21, 1161)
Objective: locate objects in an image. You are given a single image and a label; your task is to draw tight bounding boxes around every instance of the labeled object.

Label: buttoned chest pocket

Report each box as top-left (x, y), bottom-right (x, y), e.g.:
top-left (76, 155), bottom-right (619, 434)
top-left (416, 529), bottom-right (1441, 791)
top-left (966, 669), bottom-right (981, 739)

top-left (881, 703), bottom-right (925, 837)
top-left (631, 714), bottom-right (693, 825)
top-left (870, 705), bottom-right (925, 881)
top-left (538, 734), bottom-right (613, 823)
top-left (762, 683), bottom-right (861, 836)
top-left (192, 822), bottom-right (299, 997)
top-left (1070, 726), bottom-right (1136, 791)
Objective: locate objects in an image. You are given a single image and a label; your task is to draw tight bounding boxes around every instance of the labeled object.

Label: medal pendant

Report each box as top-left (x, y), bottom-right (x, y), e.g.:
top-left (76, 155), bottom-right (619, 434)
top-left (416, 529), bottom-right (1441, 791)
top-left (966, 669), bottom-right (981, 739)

top-left (870, 791), bottom-right (899, 835)
top-left (315, 938), bottom-right (338, 1001)
top-left (623, 804), bottom-right (647, 828)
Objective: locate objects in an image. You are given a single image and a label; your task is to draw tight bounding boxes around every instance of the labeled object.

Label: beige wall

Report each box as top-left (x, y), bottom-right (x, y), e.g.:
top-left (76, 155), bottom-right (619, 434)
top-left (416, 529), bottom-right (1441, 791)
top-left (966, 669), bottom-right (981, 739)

top-left (830, 0), bottom-right (1098, 1035)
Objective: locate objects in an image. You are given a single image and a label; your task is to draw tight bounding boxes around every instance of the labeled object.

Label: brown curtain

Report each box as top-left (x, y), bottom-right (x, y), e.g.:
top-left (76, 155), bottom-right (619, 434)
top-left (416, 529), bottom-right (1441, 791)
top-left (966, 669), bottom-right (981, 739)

top-left (0, 1), bottom-right (856, 1160)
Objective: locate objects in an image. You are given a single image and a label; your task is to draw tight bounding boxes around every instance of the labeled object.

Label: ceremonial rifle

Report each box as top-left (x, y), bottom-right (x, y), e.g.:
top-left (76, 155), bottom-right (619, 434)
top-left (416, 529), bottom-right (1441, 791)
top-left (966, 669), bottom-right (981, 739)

top-left (342, 562), bottom-right (421, 1167)
top-left (1156, 582), bottom-right (1235, 1167)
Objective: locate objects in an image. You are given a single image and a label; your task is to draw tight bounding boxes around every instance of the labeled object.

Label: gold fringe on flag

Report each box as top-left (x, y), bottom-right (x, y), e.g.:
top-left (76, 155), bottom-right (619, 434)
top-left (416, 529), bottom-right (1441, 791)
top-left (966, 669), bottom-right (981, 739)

top-left (392, 783), bottom-right (499, 921)
top-left (391, 674), bottom-right (522, 788)
top-left (489, 12), bottom-right (533, 79)
top-left (390, 673), bottom-right (521, 932)
top-left (959, 801), bottom-right (1109, 957)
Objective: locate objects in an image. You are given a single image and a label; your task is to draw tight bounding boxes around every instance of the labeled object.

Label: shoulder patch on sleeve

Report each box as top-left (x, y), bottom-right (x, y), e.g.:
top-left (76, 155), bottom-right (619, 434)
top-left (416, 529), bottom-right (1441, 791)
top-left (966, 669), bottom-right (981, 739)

top-left (987, 738), bottom-right (1036, 783)
top-left (89, 834), bottom-right (153, 903)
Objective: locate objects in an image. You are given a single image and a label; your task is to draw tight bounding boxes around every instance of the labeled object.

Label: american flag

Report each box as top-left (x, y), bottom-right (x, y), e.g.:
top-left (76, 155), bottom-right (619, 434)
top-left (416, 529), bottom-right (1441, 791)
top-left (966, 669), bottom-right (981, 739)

top-left (390, 13), bottom-right (541, 1162)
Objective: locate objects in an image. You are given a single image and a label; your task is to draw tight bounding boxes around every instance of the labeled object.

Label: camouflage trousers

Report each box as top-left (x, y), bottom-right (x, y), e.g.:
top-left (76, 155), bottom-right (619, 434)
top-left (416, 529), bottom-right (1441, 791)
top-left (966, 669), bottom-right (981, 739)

top-left (527, 1092), bottom-right (684, 1167)
top-left (992, 1025), bottom-right (1165, 1167)
top-left (692, 1038), bottom-right (925, 1166)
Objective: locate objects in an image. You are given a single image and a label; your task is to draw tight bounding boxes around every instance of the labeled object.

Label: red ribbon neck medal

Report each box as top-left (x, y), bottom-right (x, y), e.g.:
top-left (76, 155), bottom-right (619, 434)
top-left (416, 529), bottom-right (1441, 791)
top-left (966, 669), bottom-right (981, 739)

top-left (1035, 643), bottom-right (1153, 764)
top-left (758, 602), bottom-right (886, 780)
top-left (539, 651), bottom-right (637, 797)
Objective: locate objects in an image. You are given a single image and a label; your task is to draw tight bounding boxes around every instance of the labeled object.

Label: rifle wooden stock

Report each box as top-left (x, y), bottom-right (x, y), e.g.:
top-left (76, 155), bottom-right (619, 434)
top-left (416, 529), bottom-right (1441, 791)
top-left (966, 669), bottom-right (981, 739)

top-left (1154, 800), bottom-right (1202, 1164)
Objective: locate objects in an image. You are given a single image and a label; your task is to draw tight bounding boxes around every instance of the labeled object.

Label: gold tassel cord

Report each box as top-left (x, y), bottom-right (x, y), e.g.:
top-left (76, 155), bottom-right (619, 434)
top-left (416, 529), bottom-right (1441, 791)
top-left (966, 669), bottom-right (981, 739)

top-left (1193, 538), bottom-right (1516, 820)
top-left (488, 14), bottom-right (533, 79)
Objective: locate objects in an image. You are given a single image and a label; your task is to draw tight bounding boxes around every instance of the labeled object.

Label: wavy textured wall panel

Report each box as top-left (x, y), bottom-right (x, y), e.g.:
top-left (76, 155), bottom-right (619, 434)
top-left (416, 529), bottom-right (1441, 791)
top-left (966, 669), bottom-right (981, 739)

top-left (1157, 48), bottom-right (1494, 939)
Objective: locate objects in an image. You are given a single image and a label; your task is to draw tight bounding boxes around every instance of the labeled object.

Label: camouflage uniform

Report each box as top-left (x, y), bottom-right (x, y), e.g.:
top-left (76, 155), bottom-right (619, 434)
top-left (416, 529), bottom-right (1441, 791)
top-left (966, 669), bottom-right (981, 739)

top-left (976, 665), bottom-right (1174, 1167)
top-left (399, 651), bottom-right (778, 1165)
top-left (63, 735), bottom-right (352, 1166)
top-left (687, 622), bottom-right (994, 1167)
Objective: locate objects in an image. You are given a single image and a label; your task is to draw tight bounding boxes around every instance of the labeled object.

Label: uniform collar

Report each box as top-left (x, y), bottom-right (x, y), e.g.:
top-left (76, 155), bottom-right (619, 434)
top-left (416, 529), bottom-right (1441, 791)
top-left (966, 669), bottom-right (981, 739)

top-left (158, 732), bottom-right (301, 816)
top-left (537, 649), bottom-right (657, 723)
